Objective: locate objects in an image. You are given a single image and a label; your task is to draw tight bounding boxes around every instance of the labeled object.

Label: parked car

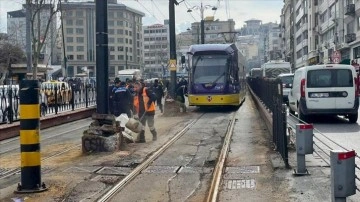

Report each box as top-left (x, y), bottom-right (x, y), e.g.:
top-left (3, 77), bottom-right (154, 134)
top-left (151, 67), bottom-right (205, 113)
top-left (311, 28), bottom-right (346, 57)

top-left (288, 64), bottom-right (359, 123)
top-left (277, 73), bottom-right (294, 105)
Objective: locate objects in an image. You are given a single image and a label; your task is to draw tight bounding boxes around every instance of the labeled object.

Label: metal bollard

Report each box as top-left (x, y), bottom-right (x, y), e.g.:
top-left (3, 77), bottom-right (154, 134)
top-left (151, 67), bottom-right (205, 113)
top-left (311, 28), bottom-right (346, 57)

top-left (15, 80), bottom-right (47, 193)
top-left (331, 150), bottom-right (356, 202)
top-left (293, 123), bottom-right (313, 175)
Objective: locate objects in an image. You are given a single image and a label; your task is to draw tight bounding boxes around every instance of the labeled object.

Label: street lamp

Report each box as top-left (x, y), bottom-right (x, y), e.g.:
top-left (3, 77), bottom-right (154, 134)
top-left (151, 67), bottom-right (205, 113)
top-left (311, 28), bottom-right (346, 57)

top-left (187, 2), bottom-right (217, 44)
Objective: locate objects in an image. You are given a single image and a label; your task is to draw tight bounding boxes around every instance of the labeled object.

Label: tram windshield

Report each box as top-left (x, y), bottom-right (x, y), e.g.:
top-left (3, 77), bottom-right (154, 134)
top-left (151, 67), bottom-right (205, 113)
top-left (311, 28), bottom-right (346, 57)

top-left (192, 55), bottom-right (228, 83)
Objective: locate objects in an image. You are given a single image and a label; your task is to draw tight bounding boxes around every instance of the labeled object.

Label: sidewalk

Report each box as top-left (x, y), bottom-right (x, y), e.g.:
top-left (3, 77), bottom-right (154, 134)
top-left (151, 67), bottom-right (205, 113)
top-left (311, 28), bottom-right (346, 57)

top-left (248, 90), bottom-right (359, 202)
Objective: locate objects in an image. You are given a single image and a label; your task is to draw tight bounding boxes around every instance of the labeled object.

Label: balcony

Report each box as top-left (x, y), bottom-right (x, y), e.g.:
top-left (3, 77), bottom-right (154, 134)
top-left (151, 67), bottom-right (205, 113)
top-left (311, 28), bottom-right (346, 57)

top-left (345, 33), bottom-right (356, 43)
top-left (345, 4), bottom-right (355, 15)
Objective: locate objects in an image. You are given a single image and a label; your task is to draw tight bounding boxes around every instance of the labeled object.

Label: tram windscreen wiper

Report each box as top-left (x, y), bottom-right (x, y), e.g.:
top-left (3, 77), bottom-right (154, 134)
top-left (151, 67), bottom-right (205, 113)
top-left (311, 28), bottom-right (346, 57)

top-left (193, 56), bottom-right (202, 69)
top-left (212, 72), bottom-right (225, 84)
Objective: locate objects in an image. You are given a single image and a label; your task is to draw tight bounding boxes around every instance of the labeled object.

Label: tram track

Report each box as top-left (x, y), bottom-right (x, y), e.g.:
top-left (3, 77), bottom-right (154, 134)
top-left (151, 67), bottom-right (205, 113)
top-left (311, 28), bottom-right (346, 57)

top-left (97, 111), bottom-right (238, 202)
top-left (0, 143), bottom-right (82, 180)
top-left (0, 119), bottom-right (90, 155)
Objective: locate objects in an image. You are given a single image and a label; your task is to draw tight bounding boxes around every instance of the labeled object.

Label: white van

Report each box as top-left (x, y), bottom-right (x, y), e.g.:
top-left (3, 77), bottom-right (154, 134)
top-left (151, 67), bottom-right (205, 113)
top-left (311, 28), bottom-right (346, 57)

top-left (288, 64), bottom-right (359, 123)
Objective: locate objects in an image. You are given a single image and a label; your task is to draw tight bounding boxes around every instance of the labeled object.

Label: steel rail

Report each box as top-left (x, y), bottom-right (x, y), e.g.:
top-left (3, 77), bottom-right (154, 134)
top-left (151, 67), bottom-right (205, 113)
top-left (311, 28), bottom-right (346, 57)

top-left (206, 112), bottom-right (237, 202)
top-left (0, 143), bottom-right (81, 180)
top-left (97, 116), bottom-right (202, 202)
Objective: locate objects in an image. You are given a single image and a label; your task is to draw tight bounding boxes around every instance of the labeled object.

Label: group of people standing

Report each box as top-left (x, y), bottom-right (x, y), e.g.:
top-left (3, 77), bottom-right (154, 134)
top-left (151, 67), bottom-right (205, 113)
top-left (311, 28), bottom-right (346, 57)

top-left (109, 78), bottom-right (164, 143)
top-left (109, 77), bottom-right (187, 143)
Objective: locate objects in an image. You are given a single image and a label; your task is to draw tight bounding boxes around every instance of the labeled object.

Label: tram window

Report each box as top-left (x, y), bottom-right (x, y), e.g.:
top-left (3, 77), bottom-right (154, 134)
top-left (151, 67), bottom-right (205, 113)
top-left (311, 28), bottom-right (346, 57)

top-left (193, 55), bottom-right (227, 83)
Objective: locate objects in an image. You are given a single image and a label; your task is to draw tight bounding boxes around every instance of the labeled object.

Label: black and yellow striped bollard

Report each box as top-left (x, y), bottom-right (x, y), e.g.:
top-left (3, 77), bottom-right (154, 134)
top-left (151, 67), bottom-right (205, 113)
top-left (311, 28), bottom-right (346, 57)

top-left (15, 80), bottom-right (47, 193)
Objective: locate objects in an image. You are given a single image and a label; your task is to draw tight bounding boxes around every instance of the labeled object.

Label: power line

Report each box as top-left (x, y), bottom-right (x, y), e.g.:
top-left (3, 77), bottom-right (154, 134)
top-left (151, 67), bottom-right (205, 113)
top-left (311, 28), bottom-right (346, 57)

top-left (134, 0), bottom-right (162, 24)
top-left (183, 0), bottom-right (199, 21)
top-left (151, 0), bottom-right (166, 19)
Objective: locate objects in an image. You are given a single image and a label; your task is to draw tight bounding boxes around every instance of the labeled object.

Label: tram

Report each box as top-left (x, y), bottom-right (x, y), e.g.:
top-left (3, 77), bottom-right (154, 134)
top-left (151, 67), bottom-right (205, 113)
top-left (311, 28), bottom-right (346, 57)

top-left (186, 44), bottom-right (246, 106)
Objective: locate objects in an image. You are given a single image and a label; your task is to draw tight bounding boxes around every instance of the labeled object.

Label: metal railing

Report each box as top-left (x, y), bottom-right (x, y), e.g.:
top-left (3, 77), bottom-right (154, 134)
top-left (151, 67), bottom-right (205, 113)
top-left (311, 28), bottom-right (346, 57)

top-left (0, 84), bottom-right (96, 125)
top-left (247, 77), bottom-right (289, 167)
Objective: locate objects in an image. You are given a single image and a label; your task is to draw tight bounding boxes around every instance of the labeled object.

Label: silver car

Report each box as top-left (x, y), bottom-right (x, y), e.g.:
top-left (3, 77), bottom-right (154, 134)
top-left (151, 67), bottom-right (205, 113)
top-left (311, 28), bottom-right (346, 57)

top-left (277, 73), bottom-right (294, 105)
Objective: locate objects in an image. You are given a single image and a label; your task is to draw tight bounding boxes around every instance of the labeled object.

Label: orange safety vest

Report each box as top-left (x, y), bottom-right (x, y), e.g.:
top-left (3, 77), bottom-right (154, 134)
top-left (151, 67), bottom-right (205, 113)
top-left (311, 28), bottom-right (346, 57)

top-left (134, 87), bottom-right (155, 114)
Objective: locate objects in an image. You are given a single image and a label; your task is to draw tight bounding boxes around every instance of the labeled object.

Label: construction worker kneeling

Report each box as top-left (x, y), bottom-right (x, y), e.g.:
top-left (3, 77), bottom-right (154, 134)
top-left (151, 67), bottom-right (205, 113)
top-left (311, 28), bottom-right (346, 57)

top-left (132, 81), bottom-right (158, 143)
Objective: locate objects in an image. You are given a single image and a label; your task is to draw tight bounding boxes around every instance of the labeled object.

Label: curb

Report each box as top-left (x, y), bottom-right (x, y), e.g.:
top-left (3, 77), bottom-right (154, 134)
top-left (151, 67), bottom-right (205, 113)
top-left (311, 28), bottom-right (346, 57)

top-left (0, 107), bottom-right (96, 141)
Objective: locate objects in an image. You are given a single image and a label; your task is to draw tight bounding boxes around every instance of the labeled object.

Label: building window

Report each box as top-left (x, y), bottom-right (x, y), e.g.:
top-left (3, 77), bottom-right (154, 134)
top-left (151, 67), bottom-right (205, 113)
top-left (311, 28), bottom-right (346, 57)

top-left (108, 11), bottom-right (114, 18)
top-left (77, 55), bottom-right (84, 60)
top-left (117, 11), bottom-right (123, 18)
top-left (66, 19), bottom-right (73, 25)
top-left (109, 20), bottom-right (114, 27)
top-left (108, 29), bottom-right (114, 35)
top-left (76, 28), bottom-right (84, 34)
top-left (357, 17), bottom-right (360, 30)
top-left (117, 29), bottom-right (123, 35)
top-left (117, 21), bottom-right (123, 26)
top-left (76, 19), bottom-right (83, 26)
top-left (76, 46), bottom-right (84, 51)
top-left (353, 46), bottom-right (360, 58)
top-left (76, 11), bottom-right (83, 17)
top-left (109, 46), bottom-right (115, 51)
top-left (109, 66), bottom-right (115, 77)
top-left (76, 37), bottom-right (84, 43)
top-left (118, 55), bottom-right (124, 60)
top-left (118, 46), bottom-right (124, 51)
top-left (67, 37), bottom-right (73, 43)
top-left (67, 55), bottom-right (74, 60)
top-left (66, 28), bottom-right (73, 34)
top-left (66, 10), bottom-right (73, 17)
top-left (67, 66), bottom-right (74, 77)
top-left (117, 38), bottom-right (124, 43)
top-left (67, 46), bottom-right (73, 52)
top-left (110, 55), bottom-right (115, 60)
top-left (109, 38), bottom-right (115, 43)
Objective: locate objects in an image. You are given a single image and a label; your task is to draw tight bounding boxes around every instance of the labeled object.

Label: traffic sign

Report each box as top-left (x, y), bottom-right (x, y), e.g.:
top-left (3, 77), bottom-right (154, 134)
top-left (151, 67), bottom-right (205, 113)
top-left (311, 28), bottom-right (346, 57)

top-left (332, 51), bottom-right (341, 64)
top-left (169, 59), bottom-right (177, 71)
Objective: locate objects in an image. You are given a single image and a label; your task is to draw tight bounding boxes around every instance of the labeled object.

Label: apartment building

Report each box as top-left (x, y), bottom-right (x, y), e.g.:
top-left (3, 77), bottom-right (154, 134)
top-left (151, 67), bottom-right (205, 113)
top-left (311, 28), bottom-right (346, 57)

top-left (143, 21), bottom-right (170, 78)
top-left (61, 0), bottom-right (144, 79)
top-left (189, 18), bottom-right (236, 44)
top-left (7, 5), bottom-right (58, 65)
top-left (280, 0), bottom-right (360, 70)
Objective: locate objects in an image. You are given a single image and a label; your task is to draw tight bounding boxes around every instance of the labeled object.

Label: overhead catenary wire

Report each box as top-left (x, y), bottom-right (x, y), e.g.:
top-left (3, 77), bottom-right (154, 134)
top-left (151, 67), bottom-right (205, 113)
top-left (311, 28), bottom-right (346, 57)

top-left (134, 0), bottom-right (162, 24)
top-left (151, 0), bottom-right (166, 19)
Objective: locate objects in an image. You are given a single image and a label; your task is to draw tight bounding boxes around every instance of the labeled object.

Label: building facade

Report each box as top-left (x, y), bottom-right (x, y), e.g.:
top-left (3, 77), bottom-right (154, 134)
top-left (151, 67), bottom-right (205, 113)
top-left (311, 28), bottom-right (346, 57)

top-left (61, 0), bottom-right (144, 79)
top-left (280, 0), bottom-right (360, 70)
top-left (189, 18), bottom-right (236, 44)
top-left (143, 21), bottom-right (170, 78)
top-left (7, 5), bottom-right (58, 65)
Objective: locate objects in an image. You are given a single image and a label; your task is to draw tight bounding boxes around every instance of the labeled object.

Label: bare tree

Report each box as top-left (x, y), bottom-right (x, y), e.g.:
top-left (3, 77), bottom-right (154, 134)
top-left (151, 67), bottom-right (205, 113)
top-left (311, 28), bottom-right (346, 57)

top-left (27, 0), bottom-right (60, 79)
top-left (0, 41), bottom-right (26, 84)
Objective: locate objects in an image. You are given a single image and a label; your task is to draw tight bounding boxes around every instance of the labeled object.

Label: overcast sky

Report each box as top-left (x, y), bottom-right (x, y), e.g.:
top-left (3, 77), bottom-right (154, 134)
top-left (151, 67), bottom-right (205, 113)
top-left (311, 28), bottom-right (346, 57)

top-left (0, 0), bottom-right (284, 33)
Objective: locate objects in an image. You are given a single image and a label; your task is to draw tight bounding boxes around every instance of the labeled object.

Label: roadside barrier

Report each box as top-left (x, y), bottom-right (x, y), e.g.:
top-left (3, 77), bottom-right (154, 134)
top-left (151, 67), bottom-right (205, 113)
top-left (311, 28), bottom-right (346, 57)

top-left (0, 84), bottom-right (96, 124)
top-left (293, 124), bottom-right (313, 175)
top-left (288, 114), bottom-right (359, 200)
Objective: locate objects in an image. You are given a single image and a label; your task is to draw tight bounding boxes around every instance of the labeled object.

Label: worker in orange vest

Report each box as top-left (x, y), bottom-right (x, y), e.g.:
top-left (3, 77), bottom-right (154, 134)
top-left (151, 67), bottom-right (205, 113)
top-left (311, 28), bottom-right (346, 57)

top-left (133, 81), bottom-right (158, 143)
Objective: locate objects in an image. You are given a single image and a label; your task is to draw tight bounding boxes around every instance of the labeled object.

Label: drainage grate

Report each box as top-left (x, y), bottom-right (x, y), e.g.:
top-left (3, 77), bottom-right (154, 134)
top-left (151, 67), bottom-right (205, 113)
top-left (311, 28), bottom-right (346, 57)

top-left (225, 166), bottom-right (260, 174)
top-left (224, 179), bottom-right (256, 189)
top-left (178, 166), bottom-right (212, 174)
top-left (0, 168), bottom-right (12, 177)
top-left (143, 165), bottom-right (180, 174)
top-left (96, 167), bottom-right (132, 176)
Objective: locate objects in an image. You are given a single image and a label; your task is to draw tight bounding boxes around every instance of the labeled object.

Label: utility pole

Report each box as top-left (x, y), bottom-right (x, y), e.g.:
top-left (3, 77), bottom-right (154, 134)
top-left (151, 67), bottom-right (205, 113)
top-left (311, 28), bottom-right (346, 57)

top-left (95, 0), bottom-right (108, 114)
top-left (59, 0), bottom-right (67, 77)
top-left (200, 3), bottom-right (205, 44)
top-left (169, 0), bottom-right (178, 99)
top-left (25, 0), bottom-right (32, 74)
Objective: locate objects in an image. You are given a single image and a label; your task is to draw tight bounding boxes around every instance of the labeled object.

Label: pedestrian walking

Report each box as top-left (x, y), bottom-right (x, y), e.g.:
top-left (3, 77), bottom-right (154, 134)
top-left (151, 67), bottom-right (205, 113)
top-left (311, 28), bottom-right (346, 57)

top-left (112, 80), bottom-right (133, 118)
top-left (133, 81), bottom-right (158, 143)
top-left (176, 82), bottom-right (187, 113)
top-left (152, 79), bottom-right (164, 113)
top-left (108, 78), bottom-right (116, 114)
